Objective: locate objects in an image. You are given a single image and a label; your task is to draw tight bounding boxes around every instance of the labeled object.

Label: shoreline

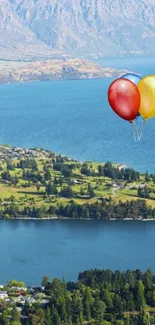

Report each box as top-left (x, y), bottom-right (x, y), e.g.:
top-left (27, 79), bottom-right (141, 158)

top-left (2, 216), bottom-right (155, 221)
top-left (0, 76), bottom-right (115, 87)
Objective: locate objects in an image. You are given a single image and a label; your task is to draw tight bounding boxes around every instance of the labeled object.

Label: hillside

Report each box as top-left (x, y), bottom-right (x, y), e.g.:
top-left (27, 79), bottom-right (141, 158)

top-left (0, 144), bottom-right (155, 220)
top-left (1, 0), bottom-right (155, 59)
top-left (0, 59), bottom-right (128, 83)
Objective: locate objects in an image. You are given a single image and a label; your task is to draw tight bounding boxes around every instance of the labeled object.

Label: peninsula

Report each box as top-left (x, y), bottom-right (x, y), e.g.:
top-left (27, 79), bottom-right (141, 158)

top-left (0, 59), bottom-right (128, 84)
top-left (0, 144), bottom-right (154, 221)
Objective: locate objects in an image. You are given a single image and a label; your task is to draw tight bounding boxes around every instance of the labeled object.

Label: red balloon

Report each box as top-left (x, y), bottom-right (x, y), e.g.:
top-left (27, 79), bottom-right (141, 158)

top-left (108, 78), bottom-right (140, 122)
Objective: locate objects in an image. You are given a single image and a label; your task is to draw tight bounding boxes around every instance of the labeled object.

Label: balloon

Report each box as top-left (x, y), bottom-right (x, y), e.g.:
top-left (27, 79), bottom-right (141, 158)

top-left (108, 78), bottom-right (140, 122)
top-left (121, 74), bottom-right (142, 119)
top-left (137, 75), bottom-right (155, 120)
top-left (121, 73), bottom-right (142, 85)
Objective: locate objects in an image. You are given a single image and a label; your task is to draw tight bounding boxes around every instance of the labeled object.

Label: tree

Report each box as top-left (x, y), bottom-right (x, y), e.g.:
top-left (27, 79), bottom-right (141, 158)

top-left (54, 176), bottom-right (58, 185)
top-left (89, 187), bottom-right (95, 198)
top-left (41, 276), bottom-right (50, 287)
top-left (7, 161), bottom-right (14, 170)
top-left (136, 280), bottom-right (146, 310)
top-left (12, 176), bottom-right (18, 186)
top-left (80, 187), bottom-right (85, 196)
top-left (61, 186), bottom-right (74, 198)
top-left (93, 296), bottom-right (106, 325)
top-left (113, 294), bottom-right (123, 315)
top-left (145, 172), bottom-right (150, 182)
top-left (8, 280), bottom-right (25, 287)
top-left (11, 306), bottom-right (21, 323)
top-left (87, 183), bottom-right (95, 198)
top-left (65, 292), bottom-right (72, 323)
top-left (144, 269), bottom-right (153, 290)
top-left (152, 291), bottom-right (155, 307)
top-left (56, 296), bottom-right (67, 322)
top-left (1, 171), bottom-right (12, 182)
top-left (44, 307), bottom-right (52, 325)
top-left (71, 291), bottom-right (84, 325)
top-left (31, 160), bottom-right (38, 171)
top-left (31, 308), bottom-right (44, 325)
top-left (102, 289), bottom-right (113, 308)
top-left (83, 287), bottom-right (94, 320)
top-left (125, 269), bottom-right (135, 288)
top-left (44, 169), bottom-right (51, 181)
top-left (46, 182), bottom-right (57, 196)
top-left (0, 309), bottom-right (9, 325)
top-left (58, 176), bottom-right (63, 186)
top-left (138, 307), bottom-right (149, 325)
top-left (36, 183), bottom-right (40, 191)
top-left (51, 309), bottom-right (60, 325)
top-left (50, 278), bottom-right (65, 300)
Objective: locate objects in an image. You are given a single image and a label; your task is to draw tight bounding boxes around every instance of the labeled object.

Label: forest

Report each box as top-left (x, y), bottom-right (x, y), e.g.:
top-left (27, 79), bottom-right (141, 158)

top-left (1, 269), bottom-right (155, 325)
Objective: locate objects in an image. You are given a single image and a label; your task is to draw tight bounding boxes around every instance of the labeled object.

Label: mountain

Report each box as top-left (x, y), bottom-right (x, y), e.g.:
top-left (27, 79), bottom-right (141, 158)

top-left (0, 0), bottom-right (67, 59)
top-left (1, 0), bottom-right (155, 59)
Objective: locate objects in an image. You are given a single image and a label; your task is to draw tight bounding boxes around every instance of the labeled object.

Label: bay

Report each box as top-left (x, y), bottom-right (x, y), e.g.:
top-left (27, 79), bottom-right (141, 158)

top-left (0, 219), bottom-right (155, 285)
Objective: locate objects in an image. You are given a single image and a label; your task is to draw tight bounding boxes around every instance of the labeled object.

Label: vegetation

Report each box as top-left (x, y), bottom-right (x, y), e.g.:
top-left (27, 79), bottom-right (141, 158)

top-left (1, 269), bottom-right (155, 325)
top-left (0, 145), bottom-right (155, 220)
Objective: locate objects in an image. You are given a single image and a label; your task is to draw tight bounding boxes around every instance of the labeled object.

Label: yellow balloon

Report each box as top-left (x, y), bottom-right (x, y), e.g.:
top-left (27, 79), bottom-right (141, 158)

top-left (137, 75), bottom-right (155, 120)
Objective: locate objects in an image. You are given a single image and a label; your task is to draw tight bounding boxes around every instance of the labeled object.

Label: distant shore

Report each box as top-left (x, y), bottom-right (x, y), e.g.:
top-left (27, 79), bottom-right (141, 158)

top-left (0, 58), bottom-right (129, 85)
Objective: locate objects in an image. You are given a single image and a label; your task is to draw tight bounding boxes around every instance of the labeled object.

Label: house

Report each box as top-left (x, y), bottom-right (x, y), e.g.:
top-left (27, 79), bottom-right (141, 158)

top-left (73, 180), bottom-right (83, 184)
top-left (17, 307), bottom-right (22, 313)
top-left (14, 295), bottom-right (25, 304)
top-left (26, 297), bottom-right (36, 305)
top-left (33, 286), bottom-right (45, 293)
top-left (0, 291), bottom-right (8, 299)
top-left (16, 291), bottom-right (26, 296)
top-left (40, 299), bottom-right (49, 306)
top-left (117, 164), bottom-right (128, 171)
top-left (14, 286), bottom-right (27, 292)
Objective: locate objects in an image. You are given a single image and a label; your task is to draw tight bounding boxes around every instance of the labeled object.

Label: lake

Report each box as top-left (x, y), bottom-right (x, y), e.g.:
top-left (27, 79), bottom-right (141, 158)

top-left (0, 56), bottom-right (155, 172)
top-left (0, 219), bottom-right (155, 285)
top-left (0, 56), bottom-right (155, 284)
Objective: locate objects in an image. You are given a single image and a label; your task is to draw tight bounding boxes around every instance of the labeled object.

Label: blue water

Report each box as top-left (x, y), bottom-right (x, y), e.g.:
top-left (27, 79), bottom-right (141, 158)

top-left (0, 56), bottom-right (155, 284)
top-left (1, 219), bottom-right (155, 285)
top-left (95, 55), bottom-right (155, 76)
top-left (0, 56), bottom-right (155, 172)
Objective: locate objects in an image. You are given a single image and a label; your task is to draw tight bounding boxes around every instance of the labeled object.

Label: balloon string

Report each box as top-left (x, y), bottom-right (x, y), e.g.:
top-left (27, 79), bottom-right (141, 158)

top-left (132, 121), bottom-right (137, 142)
top-left (137, 119), bottom-right (146, 141)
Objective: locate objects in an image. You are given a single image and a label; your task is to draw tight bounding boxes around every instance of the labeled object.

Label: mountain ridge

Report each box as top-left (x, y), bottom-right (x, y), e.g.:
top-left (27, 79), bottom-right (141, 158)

top-left (1, 0), bottom-right (155, 59)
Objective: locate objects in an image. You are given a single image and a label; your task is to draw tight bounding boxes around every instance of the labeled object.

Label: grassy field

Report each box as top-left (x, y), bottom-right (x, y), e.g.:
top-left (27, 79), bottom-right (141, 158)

top-left (0, 145), bottom-right (155, 214)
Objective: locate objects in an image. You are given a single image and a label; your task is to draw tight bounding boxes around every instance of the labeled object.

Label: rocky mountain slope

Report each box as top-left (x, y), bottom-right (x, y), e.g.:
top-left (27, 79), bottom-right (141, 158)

top-left (1, 0), bottom-right (155, 59)
top-left (0, 0), bottom-right (67, 59)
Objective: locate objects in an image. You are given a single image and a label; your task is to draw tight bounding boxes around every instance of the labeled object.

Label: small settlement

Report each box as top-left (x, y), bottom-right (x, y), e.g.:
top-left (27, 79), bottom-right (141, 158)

top-left (0, 282), bottom-right (49, 319)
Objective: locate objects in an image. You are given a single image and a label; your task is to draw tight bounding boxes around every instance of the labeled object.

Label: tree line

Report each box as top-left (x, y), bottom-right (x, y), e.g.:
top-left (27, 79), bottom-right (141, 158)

top-left (2, 198), bottom-right (155, 220)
